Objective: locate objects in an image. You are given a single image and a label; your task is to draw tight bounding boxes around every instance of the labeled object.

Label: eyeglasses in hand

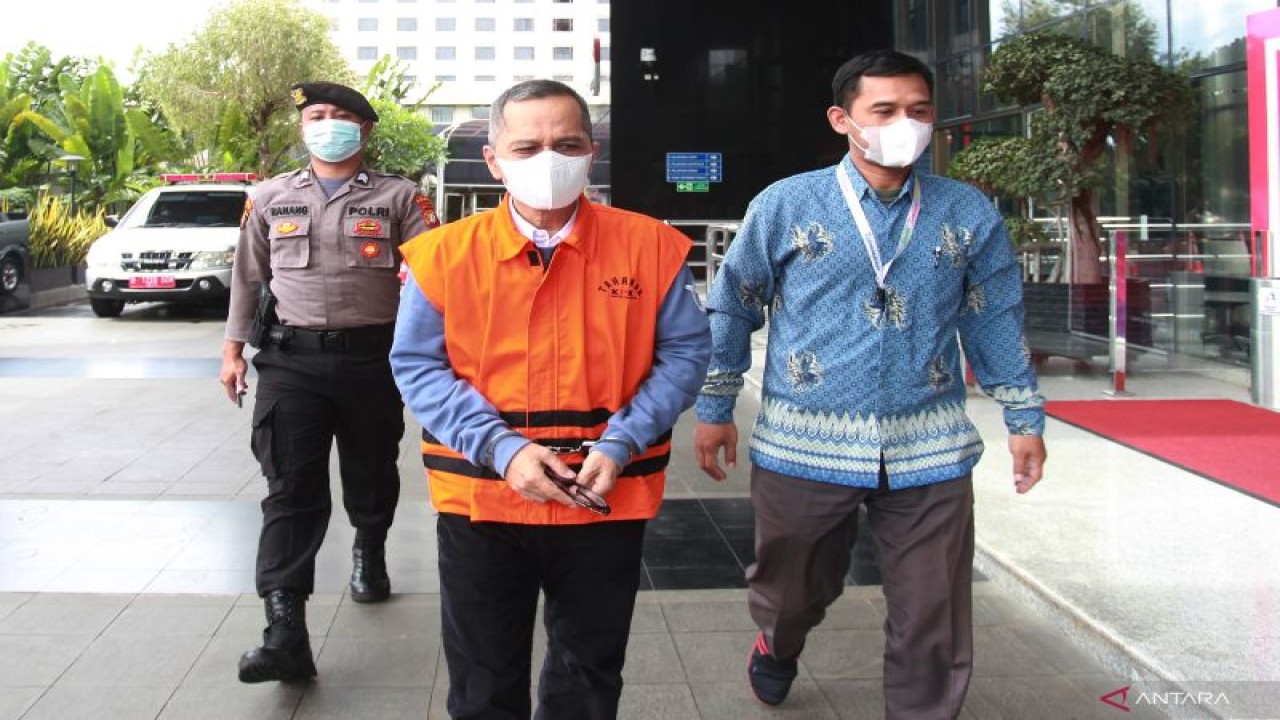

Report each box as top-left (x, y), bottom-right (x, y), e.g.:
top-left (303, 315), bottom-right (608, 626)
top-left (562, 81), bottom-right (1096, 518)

top-left (544, 468), bottom-right (611, 516)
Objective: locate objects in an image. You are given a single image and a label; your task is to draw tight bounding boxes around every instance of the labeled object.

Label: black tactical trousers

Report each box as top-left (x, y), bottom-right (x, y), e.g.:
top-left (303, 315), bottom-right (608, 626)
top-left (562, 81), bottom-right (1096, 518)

top-left (437, 513), bottom-right (647, 720)
top-left (249, 331), bottom-right (404, 596)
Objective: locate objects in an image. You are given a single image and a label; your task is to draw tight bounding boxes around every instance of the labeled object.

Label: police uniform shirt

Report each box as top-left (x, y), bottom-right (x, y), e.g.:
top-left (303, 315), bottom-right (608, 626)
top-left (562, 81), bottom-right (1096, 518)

top-left (225, 167), bottom-right (438, 340)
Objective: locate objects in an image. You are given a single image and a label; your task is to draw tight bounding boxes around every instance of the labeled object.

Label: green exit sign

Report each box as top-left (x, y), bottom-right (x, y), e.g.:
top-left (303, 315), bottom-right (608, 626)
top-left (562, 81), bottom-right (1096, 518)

top-left (675, 182), bottom-right (710, 193)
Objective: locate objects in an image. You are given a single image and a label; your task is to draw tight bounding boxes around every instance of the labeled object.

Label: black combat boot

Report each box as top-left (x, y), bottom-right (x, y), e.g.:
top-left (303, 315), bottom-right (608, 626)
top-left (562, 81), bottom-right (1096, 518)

top-left (237, 590), bottom-right (317, 683)
top-left (349, 536), bottom-right (391, 603)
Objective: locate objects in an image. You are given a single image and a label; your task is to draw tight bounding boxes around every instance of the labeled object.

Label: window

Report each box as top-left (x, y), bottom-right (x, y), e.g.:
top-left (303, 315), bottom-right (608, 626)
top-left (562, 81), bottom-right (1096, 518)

top-left (597, 18), bottom-right (610, 32)
top-left (553, 47), bottom-right (573, 61)
top-left (475, 17), bottom-right (495, 31)
top-left (471, 105), bottom-right (491, 119)
top-left (435, 74), bottom-right (457, 81)
top-left (403, 75), bottom-right (416, 84)
top-left (329, 18), bottom-right (339, 31)
top-left (436, 46), bottom-right (456, 60)
top-left (514, 46), bottom-right (535, 60)
top-left (475, 75), bottom-right (496, 82)
top-left (514, 18), bottom-right (534, 31)
top-left (553, 19), bottom-right (573, 31)
top-left (359, 0), bottom-right (378, 3)
top-left (398, 18), bottom-right (418, 31)
top-left (430, 106), bottom-right (455, 124)
top-left (553, 0), bottom-right (572, 3)
top-left (358, 18), bottom-right (378, 31)
top-left (397, 0), bottom-right (417, 3)
top-left (553, 75), bottom-right (573, 82)
top-left (514, 74), bottom-right (535, 81)
top-left (601, 46), bottom-right (610, 61)
top-left (357, 46), bottom-right (379, 60)
top-left (397, 46), bottom-right (418, 60)
top-left (435, 17), bottom-right (455, 31)
top-left (475, 46), bottom-right (495, 60)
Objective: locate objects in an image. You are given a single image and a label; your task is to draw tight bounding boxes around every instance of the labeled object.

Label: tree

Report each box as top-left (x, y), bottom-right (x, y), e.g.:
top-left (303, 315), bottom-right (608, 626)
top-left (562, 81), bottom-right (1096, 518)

top-left (10, 64), bottom-right (179, 211)
top-left (365, 99), bottom-right (446, 181)
top-left (947, 32), bottom-right (1191, 283)
top-left (138, 0), bottom-right (351, 177)
top-left (359, 57), bottom-right (446, 181)
top-left (0, 44), bottom-right (93, 198)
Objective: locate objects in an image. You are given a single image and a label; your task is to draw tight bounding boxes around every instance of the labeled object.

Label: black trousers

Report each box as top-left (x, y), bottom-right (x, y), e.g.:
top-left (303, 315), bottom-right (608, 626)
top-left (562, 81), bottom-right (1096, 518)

top-left (250, 337), bottom-right (404, 596)
top-left (437, 512), bottom-right (647, 720)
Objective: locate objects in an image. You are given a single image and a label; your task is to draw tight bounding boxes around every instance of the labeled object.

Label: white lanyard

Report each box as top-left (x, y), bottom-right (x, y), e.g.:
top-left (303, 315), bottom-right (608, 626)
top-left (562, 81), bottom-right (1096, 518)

top-left (836, 164), bottom-right (922, 296)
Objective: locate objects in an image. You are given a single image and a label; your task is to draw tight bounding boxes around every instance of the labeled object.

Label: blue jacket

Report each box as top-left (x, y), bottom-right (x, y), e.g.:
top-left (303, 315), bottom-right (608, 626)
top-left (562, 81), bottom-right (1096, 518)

top-left (695, 156), bottom-right (1044, 489)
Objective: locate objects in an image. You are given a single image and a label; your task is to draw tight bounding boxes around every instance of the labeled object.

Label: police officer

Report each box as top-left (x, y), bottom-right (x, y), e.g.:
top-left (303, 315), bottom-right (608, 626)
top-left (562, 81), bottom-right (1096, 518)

top-left (219, 81), bottom-right (439, 684)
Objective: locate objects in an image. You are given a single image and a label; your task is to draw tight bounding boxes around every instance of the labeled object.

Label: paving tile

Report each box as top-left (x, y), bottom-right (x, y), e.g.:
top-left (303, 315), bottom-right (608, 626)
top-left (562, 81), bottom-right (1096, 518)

top-left (618, 682), bottom-right (700, 719)
top-left (800, 629), bottom-right (884, 680)
top-left (144, 569), bottom-right (255, 595)
top-left (162, 540), bottom-right (256, 571)
top-left (647, 565), bottom-right (748, 590)
top-left (43, 567), bottom-right (161, 594)
top-left (972, 625), bottom-right (1064, 678)
top-left (20, 684), bottom-right (173, 720)
top-left (672, 630), bottom-right (761, 683)
top-left (0, 686), bottom-right (42, 720)
top-left (1006, 616), bottom-right (1109, 675)
top-left (660, 599), bottom-right (755, 633)
top-left (628, 601), bottom-right (667, 634)
top-left (184, 634), bottom-right (270, 686)
top-left (0, 634), bottom-right (94, 686)
top-left (58, 634), bottom-right (209, 686)
top-left (327, 596), bottom-right (441, 639)
top-left (688, 679), bottom-right (839, 719)
top-left (101, 601), bottom-right (233, 638)
top-left (312, 635), bottom-right (439, 687)
top-left (813, 678), bottom-right (885, 719)
top-left (0, 600), bottom-right (124, 636)
top-left (160, 682), bottom-right (303, 719)
top-left (621, 631), bottom-right (687, 685)
top-left (426, 644), bottom-right (451, 720)
top-left (293, 684), bottom-right (433, 720)
top-left (813, 595), bottom-right (885, 630)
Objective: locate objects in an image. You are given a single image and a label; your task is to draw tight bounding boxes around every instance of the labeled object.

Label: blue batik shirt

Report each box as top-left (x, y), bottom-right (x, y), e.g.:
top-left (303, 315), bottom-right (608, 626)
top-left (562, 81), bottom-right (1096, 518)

top-left (696, 155), bottom-right (1045, 489)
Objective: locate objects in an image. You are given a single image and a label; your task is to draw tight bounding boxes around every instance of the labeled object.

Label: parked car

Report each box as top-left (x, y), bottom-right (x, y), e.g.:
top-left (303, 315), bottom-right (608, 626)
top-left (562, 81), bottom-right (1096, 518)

top-left (84, 174), bottom-right (254, 317)
top-left (0, 211), bottom-right (30, 296)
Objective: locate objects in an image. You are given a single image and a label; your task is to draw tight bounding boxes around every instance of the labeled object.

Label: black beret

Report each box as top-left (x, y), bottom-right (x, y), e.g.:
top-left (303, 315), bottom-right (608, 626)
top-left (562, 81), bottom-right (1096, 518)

top-left (290, 81), bottom-right (379, 122)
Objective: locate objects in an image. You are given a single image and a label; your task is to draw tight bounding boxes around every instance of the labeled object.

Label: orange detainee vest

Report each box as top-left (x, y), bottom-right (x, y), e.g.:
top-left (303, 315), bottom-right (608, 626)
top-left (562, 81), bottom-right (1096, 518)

top-left (401, 198), bottom-right (693, 524)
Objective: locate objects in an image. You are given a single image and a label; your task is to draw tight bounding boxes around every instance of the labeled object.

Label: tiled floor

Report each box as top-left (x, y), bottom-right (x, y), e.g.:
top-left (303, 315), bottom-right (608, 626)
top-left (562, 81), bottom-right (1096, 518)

top-left (2, 299), bottom-right (1279, 718)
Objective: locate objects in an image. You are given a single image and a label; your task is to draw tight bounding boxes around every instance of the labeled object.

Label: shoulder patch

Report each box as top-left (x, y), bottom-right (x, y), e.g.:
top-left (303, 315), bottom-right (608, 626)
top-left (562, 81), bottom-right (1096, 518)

top-left (414, 193), bottom-right (440, 228)
top-left (240, 197), bottom-right (253, 229)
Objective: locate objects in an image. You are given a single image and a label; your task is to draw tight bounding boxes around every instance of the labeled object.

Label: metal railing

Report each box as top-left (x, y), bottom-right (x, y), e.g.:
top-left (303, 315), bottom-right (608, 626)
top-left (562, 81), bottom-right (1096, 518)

top-left (663, 219), bottom-right (741, 283)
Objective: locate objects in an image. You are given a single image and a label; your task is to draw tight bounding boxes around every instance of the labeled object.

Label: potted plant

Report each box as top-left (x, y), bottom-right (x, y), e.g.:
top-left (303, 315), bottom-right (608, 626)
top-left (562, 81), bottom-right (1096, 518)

top-left (26, 192), bottom-right (106, 291)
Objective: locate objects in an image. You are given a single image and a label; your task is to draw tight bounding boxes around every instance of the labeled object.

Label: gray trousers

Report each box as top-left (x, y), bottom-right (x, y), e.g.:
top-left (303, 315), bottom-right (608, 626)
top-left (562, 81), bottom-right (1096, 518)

top-left (748, 464), bottom-right (975, 720)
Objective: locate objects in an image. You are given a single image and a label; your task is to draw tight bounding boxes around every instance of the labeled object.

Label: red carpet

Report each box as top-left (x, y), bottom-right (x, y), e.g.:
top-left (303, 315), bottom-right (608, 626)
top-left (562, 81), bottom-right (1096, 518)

top-left (1044, 399), bottom-right (1280, 507)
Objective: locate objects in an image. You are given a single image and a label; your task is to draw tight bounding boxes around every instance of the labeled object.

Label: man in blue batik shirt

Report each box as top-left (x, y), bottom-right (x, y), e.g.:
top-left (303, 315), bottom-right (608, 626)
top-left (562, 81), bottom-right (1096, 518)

top-left (693, 50), bottom-right (1047, 718)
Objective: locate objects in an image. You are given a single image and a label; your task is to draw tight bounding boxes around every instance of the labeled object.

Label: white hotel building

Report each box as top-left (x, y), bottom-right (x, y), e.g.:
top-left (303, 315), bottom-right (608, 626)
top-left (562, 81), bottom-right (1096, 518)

top-left (308, 0), bottom-right (613, 126)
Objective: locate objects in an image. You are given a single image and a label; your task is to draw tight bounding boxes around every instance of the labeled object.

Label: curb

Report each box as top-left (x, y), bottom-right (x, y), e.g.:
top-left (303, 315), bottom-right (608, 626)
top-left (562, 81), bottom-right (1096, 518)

top-left (972, 543), bottom-right (1220, 720)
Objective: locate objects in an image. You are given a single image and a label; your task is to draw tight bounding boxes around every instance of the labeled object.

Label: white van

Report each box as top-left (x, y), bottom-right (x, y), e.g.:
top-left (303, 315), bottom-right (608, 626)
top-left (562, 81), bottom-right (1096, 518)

top-left (84, 173), bottom-right (254, 317)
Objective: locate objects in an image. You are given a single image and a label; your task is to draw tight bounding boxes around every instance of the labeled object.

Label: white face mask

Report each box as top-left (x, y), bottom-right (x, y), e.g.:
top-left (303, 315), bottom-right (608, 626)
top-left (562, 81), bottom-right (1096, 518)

top-left (847, 115), bottom-right (933, 168)
top-left (495, 150), bottom-right (593, 210)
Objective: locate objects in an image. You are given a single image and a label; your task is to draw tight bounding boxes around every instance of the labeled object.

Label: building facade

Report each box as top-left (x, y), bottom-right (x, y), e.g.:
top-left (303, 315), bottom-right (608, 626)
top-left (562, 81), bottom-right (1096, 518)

top-left (307, 0), bottom-right (612, 125)
top-left (911, 0), bottom-right (1276, 369)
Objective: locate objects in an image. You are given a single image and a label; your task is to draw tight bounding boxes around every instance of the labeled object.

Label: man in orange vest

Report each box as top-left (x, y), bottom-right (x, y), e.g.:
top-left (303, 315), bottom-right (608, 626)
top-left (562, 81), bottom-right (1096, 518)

top-left (391, 79), bottom-right (711, 719)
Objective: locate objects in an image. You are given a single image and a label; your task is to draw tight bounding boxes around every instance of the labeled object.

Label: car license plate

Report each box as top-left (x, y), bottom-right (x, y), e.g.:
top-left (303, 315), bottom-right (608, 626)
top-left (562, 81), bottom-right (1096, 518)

top-left (128, 275), bottom-right (176, 289)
